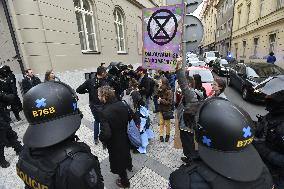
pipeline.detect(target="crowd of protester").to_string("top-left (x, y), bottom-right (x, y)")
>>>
top-left (1, 59), bottom-right (283, 188)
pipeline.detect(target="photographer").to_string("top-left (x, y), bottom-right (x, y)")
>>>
top-left (76, 66), bottom-right (109, 145)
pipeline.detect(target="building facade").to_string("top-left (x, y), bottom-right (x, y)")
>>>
top-left (201, 0), bottom-right (218, 52)
top-left (232, 0), bottom-right (284, 68)
top-left (215, 0), bottom-right (234, 58)
top-left (0, 0), bottom-right (156, 75)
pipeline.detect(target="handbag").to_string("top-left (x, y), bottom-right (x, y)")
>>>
top-left (162, 111), bottom-right (174, 120)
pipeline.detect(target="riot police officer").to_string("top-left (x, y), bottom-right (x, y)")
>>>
top-left (0, 65), bottom-right (23, 168)
top-left (17, 81), bottom-right (104, 189)
top-left (169, 97), bottom-right (274, 189)
top-left (254, 90), bottom-right (284, 188)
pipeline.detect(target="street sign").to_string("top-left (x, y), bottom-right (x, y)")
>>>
top-left (183, 15), bottom-right (203, 60)
top-left (143, 5), bottom-right (184, 71)
top-left (185, 0), bottom-right (203, 14)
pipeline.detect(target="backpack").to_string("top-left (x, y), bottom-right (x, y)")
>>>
top-left (122, 90), bottom-right (135, 111)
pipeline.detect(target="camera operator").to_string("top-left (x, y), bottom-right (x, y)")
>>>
top-left (0, 65), bottom-right (23, 168)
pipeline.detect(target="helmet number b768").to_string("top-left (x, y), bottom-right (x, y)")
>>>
top-left (32, 107), bottom-right (56, 117)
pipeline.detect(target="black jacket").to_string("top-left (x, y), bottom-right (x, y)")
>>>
top-left (76, 77), bottom-right (108, 106)
top-left (17, 139), bottom-right (104, 189)
top-left (254, 111), bottom-right (284, 188)
top-left (139, 75), bottom-right (152, 98)
top-left (22, 76), bottom-right (41, 94)
top-left (99, 99), bottom-right (138, 174)
top-left (169, 160), bottom-right (274, 189)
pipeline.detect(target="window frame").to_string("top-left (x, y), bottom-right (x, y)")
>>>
top-left (269, 33), bottom-right (277, 53)
top-left (74, 0), bottom-right (99, 53)
top-left (253, 37), bottom-right (259, 56)
top-left (247, 3), bottom-right (251, 25)
top-left (114, 7), bottom-right (127, 54)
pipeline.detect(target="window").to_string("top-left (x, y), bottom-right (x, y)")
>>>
top-left (225, 0), bottom-right (229, 11)
top-left (247, 3), bottom-right (251, 25)
top-left (260, 0), bottom-right (264, 18)
top-left (254, 38), bottom-right (259, 56)
top-left (242, 41), bottom-right (247, 57)
top-left (269, 33), bottom-right (276, 53)
top-left (222, 5), bottom-right (224, 17)
top-left (74, 0), bottom-right (98, 52)
top-left (277, 0), bottom-right (284, 9)
top-left (228, 19), bottom-right (232, 32)
top-left (237, 10), bottom-right (242, 29)
top-left (217, 29), bottom-right (220, 37)
top-left (224, 23), bottom-right (227, 33)
top-left (114, 7), bottom-right (126, 53)
top-left (235, 43), bottom-right (239, 59)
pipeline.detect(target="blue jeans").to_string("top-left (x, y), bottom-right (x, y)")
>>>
top-left (90, 105), bottom-right (102, 140)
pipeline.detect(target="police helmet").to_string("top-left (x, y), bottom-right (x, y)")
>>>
top-left (23, 81), bottom-right (81, 148)
top-left (195, 97), bottom-right (263, 182)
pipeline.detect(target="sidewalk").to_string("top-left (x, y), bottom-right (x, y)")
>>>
top-left (0, 104), bottom-right (183, 189)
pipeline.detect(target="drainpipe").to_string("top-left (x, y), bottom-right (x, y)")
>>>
top-left (2, 0), bottom-right (25, 75)
top-left (229, 0), bottom-right (236, 57)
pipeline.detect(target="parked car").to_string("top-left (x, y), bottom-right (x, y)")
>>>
top-left (212, 59), bottom-right (229, 76)
top-left (187, 66), bottom-right (214, 96)
top-left (188, 60), bottom-right (206, 67)
top-left (227, 62), bottom-right (284, 101)
top-left (203, 51), bottom-right (219, 67)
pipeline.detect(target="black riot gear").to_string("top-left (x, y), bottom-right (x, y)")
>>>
top-left (23, 81), bottom-right (82, 148)
top-left (169, 97), bottom-right (274, 189)
top-left (19, 81), bottom-right (104, 188)
top-left (195, 97), bottom-right (262, 181)
top-left (254, 90), bottom-right (284, 188)
top-left (0, 65), bottom-right (23, 168)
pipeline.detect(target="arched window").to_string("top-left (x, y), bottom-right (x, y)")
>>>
top-left (74, 0), bottom-right (98, 52)
top-left (114, 8), bottom-right (126, 53)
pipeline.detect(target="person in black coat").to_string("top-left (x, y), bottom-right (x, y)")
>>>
top-left (21, 69), bottom-right (41, 94)
top-left (98, 86), bottom-right (139, 188)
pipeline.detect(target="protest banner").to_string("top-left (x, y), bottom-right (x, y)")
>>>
top-left (142, 4), bottom-right (184, 72)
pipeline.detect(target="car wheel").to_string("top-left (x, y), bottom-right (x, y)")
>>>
top-left (242, 87), bottom-right (249, 100)
top-left (227, 77), bottom-right (232, 86)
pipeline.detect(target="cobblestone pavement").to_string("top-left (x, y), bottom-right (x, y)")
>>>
top-left (0, 104), bottom-right (183, 189)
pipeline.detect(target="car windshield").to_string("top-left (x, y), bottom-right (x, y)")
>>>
top-left (207, 52), bottom-right (215, 57)
top-left (188, 70), bottom-right (214, 83)
top-left (246, 65), bottom-right (284, 78)
top-left (220, 59), bottom-right (228, 65)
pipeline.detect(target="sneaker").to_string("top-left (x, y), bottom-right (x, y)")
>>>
top-left (116, 179), bottom-right (130, 188)
top-left (0, 159), bottom-right (10, 168)
top-left (165, 135), bottom-right (170, 142)
top-left (160, 136), bottom-right (164, 142)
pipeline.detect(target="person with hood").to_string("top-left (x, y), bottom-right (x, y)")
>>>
top-left (254, 89), bottom-right (284, 188)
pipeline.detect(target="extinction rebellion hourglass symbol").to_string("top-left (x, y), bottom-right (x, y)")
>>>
top-left (147, 9), bottom-right (178, 46)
